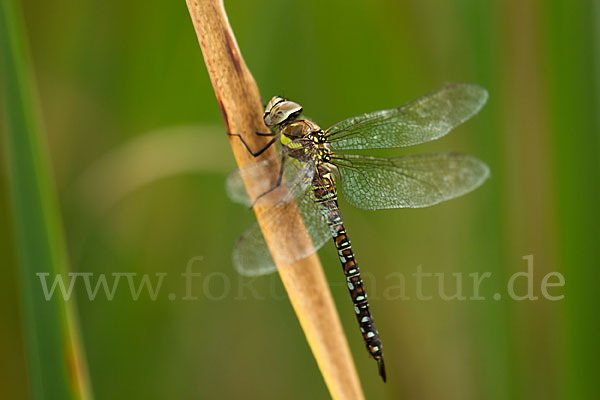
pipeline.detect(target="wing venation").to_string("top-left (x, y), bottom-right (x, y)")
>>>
top-left (331, 152), bottom-right (489, 210)
top-left (325, 83), bottom-right (488, 150)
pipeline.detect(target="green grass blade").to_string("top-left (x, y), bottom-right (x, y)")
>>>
top-left (0, 1), bottom-right (92, 399)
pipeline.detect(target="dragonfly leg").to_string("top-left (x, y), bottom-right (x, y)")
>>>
top-left (249, 154), bottom-right (286, 209)
top-left (254, 131), bottom-right (275, 137)
top-left (228, 131), bottom-right (276, 157)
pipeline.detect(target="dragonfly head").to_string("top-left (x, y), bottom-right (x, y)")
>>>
top-left (264, 96), bottom-right (303, 128)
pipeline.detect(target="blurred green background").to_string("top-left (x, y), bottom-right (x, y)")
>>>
top-left (1, 0), bottom-right (598, 399)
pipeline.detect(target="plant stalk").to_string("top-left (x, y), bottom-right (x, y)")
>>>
top-left (184, 1), bottom-right (365, 398)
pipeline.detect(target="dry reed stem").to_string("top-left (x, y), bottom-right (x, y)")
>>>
top-left (185, 1), bottom-right (364, 398)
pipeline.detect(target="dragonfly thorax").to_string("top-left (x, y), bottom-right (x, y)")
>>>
top-left (279, 119), bottom-right (332, 163)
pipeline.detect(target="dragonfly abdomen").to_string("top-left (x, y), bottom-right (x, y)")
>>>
top-left (312, 170), bottom-right (386, 382)
top-left (334, 225), bottom-right (386, 382)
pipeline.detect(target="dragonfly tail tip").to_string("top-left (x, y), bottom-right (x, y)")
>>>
top-left (377, 357), bottom-right (387, 383)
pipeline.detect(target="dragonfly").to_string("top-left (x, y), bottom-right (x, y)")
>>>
top-left (226, 83), bottom-right (490, 382)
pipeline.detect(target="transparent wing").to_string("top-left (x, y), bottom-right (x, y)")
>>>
top-left (232, 191), bottom-right (331, 276)
top-left (324, 83), bottom-right (488, 150)
top-left (227, 152), bottom-right (332, 276)
top-left (226, 152), bottom-right (314, 207)
top-left (330, 152), bottom-right (489, 210)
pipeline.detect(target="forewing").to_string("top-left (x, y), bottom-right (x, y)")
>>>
top-left (331, 153), bottom-right (489, 210)
top-left (226, 153), bottom-right (314, 207)
top-left (325, 83), bottom-right (488, 150)
top-left (232, 191), bottom-right (332, 276)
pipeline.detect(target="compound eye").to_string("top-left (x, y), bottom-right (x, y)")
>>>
top-left (263, 98), bottom-right (302, 127)
top-left (264, 111), bottom-right (285, 127)
top-left (264, 113), bottom-right (273, 127)
top-left (264, 96), bottom-right (286, 114)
